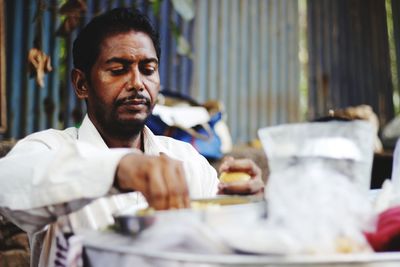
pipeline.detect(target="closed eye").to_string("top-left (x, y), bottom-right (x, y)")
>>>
top-left (110, 66), bottom-right (129, 75)
top-left (141, 67), bottom-right (155, 75)
top-left (140, 63), bottom-right (158, 76)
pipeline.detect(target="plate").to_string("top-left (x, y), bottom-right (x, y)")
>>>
top-left (113, 195), bottom-right (267, 235)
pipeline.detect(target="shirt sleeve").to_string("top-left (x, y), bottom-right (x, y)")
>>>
top-left (174, 140), bottom-right (219, 198)
top-left (0, 130), bottom-right (132, 232)
top-left (194, 149), bottom-right (220, 197)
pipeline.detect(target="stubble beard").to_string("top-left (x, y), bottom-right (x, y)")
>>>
top-left (92, 99), bottom-right (153, 142)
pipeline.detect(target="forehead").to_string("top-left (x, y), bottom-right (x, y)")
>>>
top-left (98, 31), bottom-right (157, 60)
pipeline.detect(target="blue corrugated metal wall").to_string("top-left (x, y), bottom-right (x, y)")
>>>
top-left (307, 0), bottom-right (395, 125)
top-left (191, 0), bottom-right (300, 143)
top-left (3, 0), bottom-right (194, 139)
top-left (2, 0), bottom-right (301, 143)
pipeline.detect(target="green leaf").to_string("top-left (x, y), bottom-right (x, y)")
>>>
top-left (148, 0), bottom-right (162, 16)
top-left (169, 20), bottom-right (180, 39)
top-left (177, 34), bottom-right (192, 57)
top-left (171, 0), bottom-right (195, 21)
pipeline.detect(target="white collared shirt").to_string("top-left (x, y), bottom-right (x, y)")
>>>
top-left (0, 115), bottom-right (218, 266)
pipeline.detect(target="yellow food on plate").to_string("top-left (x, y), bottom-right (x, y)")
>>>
top-left (219, 172), bottom-right (251, 183)
top-left (334, 236), bottom-right (372, 253)
top-left (135, 196), bottom-right (251, 215)
top-left (135, 207), bottom-right (155, 216)
top-left (190, 201), bottom-right (221, 210)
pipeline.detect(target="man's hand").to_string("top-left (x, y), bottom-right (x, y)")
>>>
top-left (115, 153), bottom-right (190, 210)
top-left (218, 156), bottom-right (264, 195)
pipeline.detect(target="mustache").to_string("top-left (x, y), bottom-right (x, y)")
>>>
top-left (116, 93), bottom-right (151, 106)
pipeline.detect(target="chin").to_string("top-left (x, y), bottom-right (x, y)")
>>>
top-left (110, 119), bottom-right (145, 138)
top-left (118, 112), bottom-right (149, 127)
top-left (118, 114), bottom-right (147, 125)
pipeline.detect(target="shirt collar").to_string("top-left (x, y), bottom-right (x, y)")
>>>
top-left (77, 115), bottom-right (109, 149)
top-left (77, 114), bottom-right (170, 156)
top-left (142, 126), bottom-right (170, 156)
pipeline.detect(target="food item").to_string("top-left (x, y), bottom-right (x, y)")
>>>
top-left (135, 196), bottom-right (251, 215)
top-left (219, 172), bottom-right (251, 183)
top-left (191, 196), bottom-right (250, 210)
top-left (135, 207), bottom-right (155, 216)
top-left (190, 201), bottom-right (221, 210)
top-left (335, 236), bottom-right (371, 253)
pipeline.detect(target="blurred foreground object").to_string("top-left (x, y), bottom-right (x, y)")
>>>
top-left (258, 120), bottom-right (375, 189)
top-left (229, 121), bottom-right (377, 254)
top-left (330, 105), bottom-right (383, 153)
top-left (353, 138), bottom-right (400, 252)
top-left (365, 206), bottom-right (400, 252)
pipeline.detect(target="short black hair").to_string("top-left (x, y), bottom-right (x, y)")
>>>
top-left (72, 8), bottom-right (160, 77)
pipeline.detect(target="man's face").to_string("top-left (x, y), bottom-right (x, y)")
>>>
top-left (86, 31), bottom-right (160, 137)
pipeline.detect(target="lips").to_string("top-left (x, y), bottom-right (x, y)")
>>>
top-left (119, 98), bottom-right (150, 112)
top-left (124, 98), bottom-right (147, 105)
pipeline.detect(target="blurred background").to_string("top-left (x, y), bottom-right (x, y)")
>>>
top-left (0, 0), bottom-right (398, 147)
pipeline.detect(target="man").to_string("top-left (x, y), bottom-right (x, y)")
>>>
top-left (0, 8), bottom-right (263, 266)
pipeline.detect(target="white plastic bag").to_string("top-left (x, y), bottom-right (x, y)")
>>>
top-left (258, 120), bottom-right (375, 190)
top-left (255, 121), bottom-right (376, 254)
top-left (266, 162), bottom-right (374, 254)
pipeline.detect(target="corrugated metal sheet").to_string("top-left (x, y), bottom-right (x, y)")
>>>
top-left (2, 0), bottom-right (300, 144)
top-left (2, 0), bottom-right (194, 139)
top-left (192, 0), bottom-right (300, 143)
top-left (307, 0), bottom-right (394, 125)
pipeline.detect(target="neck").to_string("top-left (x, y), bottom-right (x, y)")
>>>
top-left (102, 131), bottom-right (143, 149)
top-left (88, 114), bottom-right (145, 150)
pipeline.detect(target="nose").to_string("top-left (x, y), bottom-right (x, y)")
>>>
top-left (127, 68), bottom-right (144, 91)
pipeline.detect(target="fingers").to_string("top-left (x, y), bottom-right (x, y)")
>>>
top-left (159, 153), bottom-right (190, 210)
top-left (147, 164), bottom-right (168, 210)
top-left (218, 179), bottom-right (264, 195)
top-left (218, 157), bottom-right (264, 196)
top-left (116, 153), bottom-right (190, 211)
top-left (218, 156), bottom-right (234, 173)
top-left (219, 157), bottom-right (262, 177)
top-left (174, 159), bottom-right (191, 208)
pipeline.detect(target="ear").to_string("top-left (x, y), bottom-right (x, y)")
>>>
top-left (71, 68), bottom-right (89, 99)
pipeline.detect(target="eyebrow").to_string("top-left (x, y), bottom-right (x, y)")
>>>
top-left (105, 57), bottom-right (158, 65)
